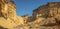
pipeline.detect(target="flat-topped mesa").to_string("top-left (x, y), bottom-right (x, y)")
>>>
top-left (47, 2), bottom-right (60, 7)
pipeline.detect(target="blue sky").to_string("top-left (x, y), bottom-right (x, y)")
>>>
top-left (13, 0), bottom-right (60, 16)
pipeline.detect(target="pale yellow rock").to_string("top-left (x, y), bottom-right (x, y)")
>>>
top-left (34, 18), bottom-right (45, 23)
top-left (29, 18), bottom-right (45, 24)
top-left (0, 0), bottom-right (25, 29)
top-left (0, 17), bottom-right (15, 28)
top-left (15, 16), bottom-right (24, 25)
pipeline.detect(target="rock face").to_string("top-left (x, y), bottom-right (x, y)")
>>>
top-left (0, 0), bottom-right (24, 29)
top-left (31, 2), bottom-right (60, 29)
top-left (17, 2), bottom-right (60, 29)
top-left (0, 0), bottom-right (60, 29)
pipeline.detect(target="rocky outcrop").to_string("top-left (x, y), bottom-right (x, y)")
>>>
top-left (30, 2), bottom-right (60, 29)
top-left (0, 0), bottom-right (60, 29)
top-left (0, 0), bottom-right (24, 29)
top-left (16, 2), bottom-right (60, 29)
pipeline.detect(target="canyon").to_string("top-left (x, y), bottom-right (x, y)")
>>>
top-left (0, 0), bottom-right (60, 29)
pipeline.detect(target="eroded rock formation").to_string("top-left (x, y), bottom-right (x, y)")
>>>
top-left (0, 0), bottom-right (24, 29)
top-left (18, 2), bottom-right (60, 29)
top-left (0, 0), bottom-right (60, 29)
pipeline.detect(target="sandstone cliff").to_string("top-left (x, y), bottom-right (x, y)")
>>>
top-left (0, 0), bottom-right (60, 29)
top-left (16, 2), bottom-right (60, 29)
top-left (0, 0), bottom-right (24, 29)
